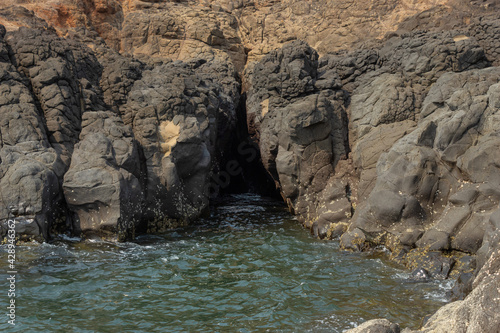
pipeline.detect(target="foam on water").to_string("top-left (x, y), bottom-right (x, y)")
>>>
top-left (0, 194), bottom-right (452, 332)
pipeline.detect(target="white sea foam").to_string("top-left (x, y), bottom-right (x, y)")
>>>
top-left (57, 234), bottom-right (82, 242)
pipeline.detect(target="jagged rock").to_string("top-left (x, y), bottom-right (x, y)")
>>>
top-left (410, 248), bottom-right (500, 333)
top-left (6, 27), bottom-right (106, 167)
top-left (246, 40), bottom-right (351, 231)
top-left (63, 111), bottom-right (144, 240)
top-left (470, 14), bottom-right (500, 66)
top-left (405, 250), bottom-right (454, 280)
top-left (0, 29), bottom-right (66, 240)
top-left (0, 22), bottom-right (240, 241)
top-left (122, 58), bottom-right (240, 231)
top-left (120, 6), bottom-right (246, 71)
top-left (4, 0), bottom-right (496, 70)
top-left (348, 30), bottom-right (488, 204)
top-left (345, 67), bottom-right (500, 254)
top-left (0, 5), bottom-right (53, 32)
top-left (99, 51), bottom-right (146, 114)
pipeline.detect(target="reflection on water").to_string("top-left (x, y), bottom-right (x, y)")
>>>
top-left (0, 194), bottom-right (450, 332)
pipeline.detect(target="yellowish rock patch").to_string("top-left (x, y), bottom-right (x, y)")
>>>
top-left (159, 121), bottom-right (180, 156)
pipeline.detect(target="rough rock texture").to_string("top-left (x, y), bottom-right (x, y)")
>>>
top-left (121, 58), bottom-right (240, 232)
top-left (1, 1), bottom-right (500, 331)
top-left (0, 27), bottom-right (65, 240)
top-left (0, 24), bottom-right (240, 240)
top-left (470, 13), bottom-right (500, 66)
top-left (345, 67), bottom-right (500, 258)
top-left (6, 27), bottom-right (105, 167)
top-left (63, 111), bottom-right (144, 240)
top-left (247, 30), bottom-right (491, 244)
top-left (241, 13), bottom-right (500, 332)
top-left (245, 40), bottom-right (353, 239)
top-left (0, 0), bottom-right (497, 72)
top-left (401, 248), bottom-right (500, 333)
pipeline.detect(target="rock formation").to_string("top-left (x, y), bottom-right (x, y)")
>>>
top-left (1, 0), bottom-right (500, 331)
top-left (0, 23), bottom-right (240, 240)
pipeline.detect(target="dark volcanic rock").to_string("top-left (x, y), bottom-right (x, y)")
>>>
top-left (0, 29), bottom-right (65, 240)
top-left (247, 31), bottom-right (491, 243)
top-left (0, 23), bottom-right (240, 240)
top-left (122, 58), bottom-right (240, 232)
top-left (410, 248), bottom-right (500, 333)
top-left (345, 67), bottom-right (500, 254)
top-left (63, 111), bottom-right (144, 240)
top-left (245, 40), bottom-right (352, 234)
top-left (6, 27), bottom-right (106, 167)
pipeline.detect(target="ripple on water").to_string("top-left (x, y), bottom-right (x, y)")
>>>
top-left (0, 194), bottom-right (451, 332)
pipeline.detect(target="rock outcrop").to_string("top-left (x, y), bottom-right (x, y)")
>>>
top-left (0, 26), bottom-right (66, 240)
top-left (0, 0), bottom-right (497, 71)
top-left (0, 24), bottom-right (240, 240)
top-left (242, 11), bottom-right (500, 332)
top-left (245, 40), bottom-right (353, 240)
top-left (1, 1), bottom-right (500, 332)
top-left (120, 58), bottom-right (240, 233)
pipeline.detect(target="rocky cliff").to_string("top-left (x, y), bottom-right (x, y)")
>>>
top-left (0, 23), bottom-right (241, 240)
top-left (1, 0), bottom-right (500, 331)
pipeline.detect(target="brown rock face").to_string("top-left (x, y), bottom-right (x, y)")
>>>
top-left (1, 0), bottom-right (495, 71)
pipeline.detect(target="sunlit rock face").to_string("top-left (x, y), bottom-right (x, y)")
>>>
top-left (1, 1), bottom-right (500, 331)
top-left (2, 0), bottom-right (495, 72)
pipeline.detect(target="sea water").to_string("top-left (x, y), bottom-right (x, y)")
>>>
top-left (0, 194), bottom-right (451, 332)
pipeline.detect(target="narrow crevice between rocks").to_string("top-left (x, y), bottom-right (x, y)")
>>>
top-left (211, 92), bottom-right (280, 199)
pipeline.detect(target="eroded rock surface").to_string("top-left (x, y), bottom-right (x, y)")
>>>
top-left (1, 2), bottom-right (500, 331)
top-left (0, 0), bottom-right (497, 71)
top-left (0, 27), bottom-right (65, 240)
top-left (0, 24), bottom-right (240, 240)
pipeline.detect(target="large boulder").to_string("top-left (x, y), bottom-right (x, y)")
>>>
top-left (63, 111), bottom-right (144, 240)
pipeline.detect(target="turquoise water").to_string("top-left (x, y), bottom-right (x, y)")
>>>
top-left (1, 194), bottom-right (451, 332)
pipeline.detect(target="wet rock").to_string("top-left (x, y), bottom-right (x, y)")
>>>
top-left (413, 249), bottom-right (500, 333)
top-left (448, 272), bottom-right (474, 301)
top-left (410, 268), bottom-right (431, 281)
top-left (340, 228), bottom-right (368, 252)
top-left (405, 250), bottom-right (454, 279)
top-left (345, 319), bottom-right (400, 333)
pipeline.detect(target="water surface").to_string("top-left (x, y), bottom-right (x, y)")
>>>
top-left (0, 194), bottom-right (451, 332)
